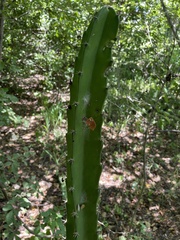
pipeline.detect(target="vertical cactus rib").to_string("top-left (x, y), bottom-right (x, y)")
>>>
top-left (66, 6), bottom-right (119, 240)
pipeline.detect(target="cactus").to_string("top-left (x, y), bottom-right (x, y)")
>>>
top-left (66, 6), bottom-right (118, 240)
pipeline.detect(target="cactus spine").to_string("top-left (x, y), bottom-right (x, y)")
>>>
top-left (66, 6), bottom-right (118, 240)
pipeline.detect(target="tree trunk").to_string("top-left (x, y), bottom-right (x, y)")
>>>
top-left (0, 0), bottom-right (5, 60)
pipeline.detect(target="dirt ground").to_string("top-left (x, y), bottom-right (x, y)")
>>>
top-left (0, 75), bottom-right (180, 239)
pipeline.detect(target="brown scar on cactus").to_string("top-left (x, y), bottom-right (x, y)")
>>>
top-left (82, 116), bottom-right (97, 131)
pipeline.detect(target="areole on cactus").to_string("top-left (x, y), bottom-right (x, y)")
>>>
top-left (66, 6), bottom-right (119, 240)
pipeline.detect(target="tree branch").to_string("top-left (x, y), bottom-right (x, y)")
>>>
top-left (129, 81), bottom-right (167, 231)
top-left (160, 0), bottom-right (180, 47)
top-left (0, 0), bottom-right (5, 60)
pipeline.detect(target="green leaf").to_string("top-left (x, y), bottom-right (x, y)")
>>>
top-left (34, 225), bottom-right (41, 234)
top-left (3, 204), bottom-right (13, 212)
top-left (29, 236), bottom-right (39, 240)
top-left (119, 237), bottom-right (126, 240)
top-left (0, 61), bottom-right (4, 70)
top-left (5, 210), bottom-right (15, 225)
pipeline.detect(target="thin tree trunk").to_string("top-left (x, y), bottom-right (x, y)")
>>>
top-left (0, 0), bottom-right (5, 60)
top-left (160, 0), bottom-right (180, 48)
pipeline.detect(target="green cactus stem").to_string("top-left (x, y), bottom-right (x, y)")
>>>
top-left (66, 6), bottom-right (118, 240)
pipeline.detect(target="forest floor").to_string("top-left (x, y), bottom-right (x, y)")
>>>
top-left (0, 75), bottom-right (180, 240)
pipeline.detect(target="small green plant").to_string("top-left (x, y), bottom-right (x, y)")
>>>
top-left (0, 146), bottom-right (66, 240)
top-left (0, 88), bottom-right (22, 126)
top-left (40, 100), bottom-right (65, 134)
top-left (0, 149), bottom-right (38, 239)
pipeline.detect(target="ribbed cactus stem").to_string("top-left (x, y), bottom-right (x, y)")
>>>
top-left (66, 6), bottom-right (118, 240)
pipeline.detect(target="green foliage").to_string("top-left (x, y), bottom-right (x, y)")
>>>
top-left (37, 207), bottom-right (66, 238)
top-left (0, 148), bottom-right (36, 239)
top-left (1, 0), bottom-right (179, 129)
top-left (2, 0), bottom-right (103, 86)
top-left (0, 147), bottom-right (66, 239)
top-left (105, 0), bottom-right (180, 130)
top-left (0, 0), bottom-right (179, 239)
top-left (0, 88), bottom-right (22, 126)
top-left (42, 102), bottom-right (65, 134)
